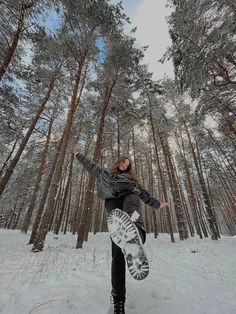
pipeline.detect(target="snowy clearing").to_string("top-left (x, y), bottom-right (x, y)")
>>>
top-left (0, 230), bottom-right (236, 314)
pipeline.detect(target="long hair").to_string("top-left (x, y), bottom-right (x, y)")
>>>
top-left (109, 156), bottom-right (140, 185)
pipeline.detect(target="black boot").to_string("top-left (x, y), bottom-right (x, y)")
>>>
top-left (113, 299), bottom-right (125, 314)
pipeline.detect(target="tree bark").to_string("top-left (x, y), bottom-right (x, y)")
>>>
top-left (0, 66), bottom-right (61, 197)
top-left (148, 95), bottom-right (174, 241)
top-left (32, 55), bottom-right (86, 252)
top-left (54, 154), bottom-right (74, 234)
top-left (0, 137), bottom-right (18, 177)
top-left (12, 200), bottom-right (24, 230)
top-left (146, 146), bottom-right (159, 238)
top-left (157, 126), bottom-right (188, 240)
top-left (76, 74), bottom-right (118, 249)
top-left (28, 138), bottom-right (63, 244)
top-left (21, 115), bottom-right (54, 233)
top-left (0, 3), bottom-right (34, 80)
top-left (173, 100), bottom-right (219, 240)
top-left (176, 131), bottom-right (203, 238)
top-left (63, 180), bottom-right (72, 234)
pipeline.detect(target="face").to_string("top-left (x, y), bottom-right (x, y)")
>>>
top-left (118, 159), bottom-right (130, 171)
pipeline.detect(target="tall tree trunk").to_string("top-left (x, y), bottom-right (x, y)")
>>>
top-left (176, 131), bottom-right (203, 238)
top-left (173, 100), bottom-right (219, 240)
top-left (157, 127), bottom-right (188, 240)
top-left (21, 115), bottom-right (54, 233)
top-left (179, 184), bottom-right (194, 236)
top-left (117, 118), bottom-right (121, 159)
top-left (194, 135), bottom-right (219, 240)
top-left (50, 173), bottom-right (66, 232)
top-left (93, 199), bottom-right (102, 234)
top-left (139, 155), bottom-right (151, 233)
top-left (209, 156), bottom-right (236, 227)
top-left (196, 197), bottom-right (209, 238)
top-left (28, 138), bottom-right (63, 244)
top-left (12, 200), bottom-right (24, 229)
top-left (0, 137), bottom-right (18, 177)
top-left (146, 146), bottom-right (159, 238)
top-left (148, 94), bottom-right (174, 242)
top-left (54, 154), bottom-right (74, 234)
top-left (32, 56), bottom-right (86, 252)
top-left (0, 66), bottom-right (61, 197)
top-left (76, 74), bottom-right (118, 249)
top-left (0, 2), bottom-right (34, 80)
top-left (7, 199), bottom-right (19, 229)
top-left (63, 180), bottom-right (72, 234)
top-left (131, 126), bottom-right (139, 176)
top-left (72, 136), bottom-right (92, 234)
top-left (72, 167), bottom-right (85, 235)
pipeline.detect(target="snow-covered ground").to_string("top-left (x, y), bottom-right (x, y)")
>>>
top-left (0, 230), bottom-right (236, 314)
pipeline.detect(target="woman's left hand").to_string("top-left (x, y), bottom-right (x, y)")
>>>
top-left (73, 143), bottom-right (80, 156)
top-left (160, 201), bottom-right (169, 208)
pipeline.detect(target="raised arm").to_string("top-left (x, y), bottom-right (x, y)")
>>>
top-left (73, 144), bottom-right (102, 179)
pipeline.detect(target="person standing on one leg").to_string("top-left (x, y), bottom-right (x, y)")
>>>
top-left (73, 144), bottom-right (169, 314)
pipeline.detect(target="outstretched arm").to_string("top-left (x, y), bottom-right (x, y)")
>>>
top-left (135, 186), bottom-right (169, 209)
top-left (73, 144), bottom-right (102, 179)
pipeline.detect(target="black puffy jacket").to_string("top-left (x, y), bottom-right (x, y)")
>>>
top-left (76, 153), bottom-right (160, 209)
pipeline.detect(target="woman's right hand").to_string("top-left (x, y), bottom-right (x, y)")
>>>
top-left (160, 201), bottom-right (169, 208)
top-left (73, 143), bottom-right (80, 156)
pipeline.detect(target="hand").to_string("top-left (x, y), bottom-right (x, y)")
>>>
top-left (73, 143), bottom-right (80, 156)
top-left (160, 201), bottom-right (169, 209)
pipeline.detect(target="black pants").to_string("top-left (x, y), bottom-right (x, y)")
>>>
top-left (105, 193), bottom-right (146, 301)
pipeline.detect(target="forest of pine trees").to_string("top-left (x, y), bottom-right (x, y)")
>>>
top-left (0, 0), bottom-right (235, 252)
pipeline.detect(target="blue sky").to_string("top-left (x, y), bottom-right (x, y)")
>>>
top-left (40, 1), bottom-right (173, 79)
top-left (39, 9), bottom-right (61, 32)
top-left (117, 0), bottom-right (143, 15)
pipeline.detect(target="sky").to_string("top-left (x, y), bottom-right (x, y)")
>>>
top-left (39, 1), bottom-right (174, 81)
top-left (111, 0), bottom-right (174, 80)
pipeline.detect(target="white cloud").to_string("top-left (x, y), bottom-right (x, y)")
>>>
top-left (111, 0), bottom-right (174, 80)
top-left (132, 0), bottom-right (174, 80)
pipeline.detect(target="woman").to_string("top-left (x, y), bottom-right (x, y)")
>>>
top-left (73, 145), bottom-right (168, 314)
